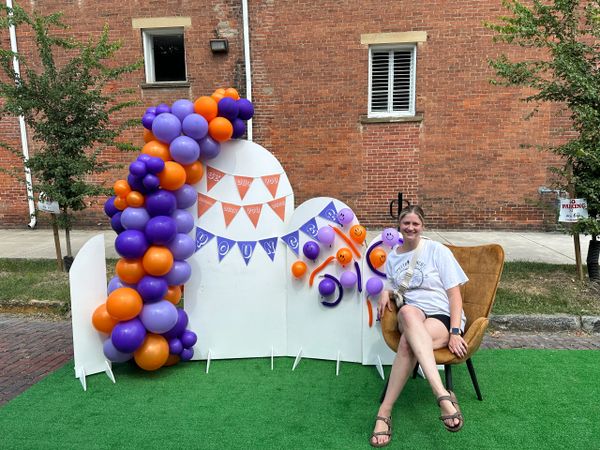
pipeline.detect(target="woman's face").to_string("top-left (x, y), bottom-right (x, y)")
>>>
top-left (399, 213), bottom-right (424, 243)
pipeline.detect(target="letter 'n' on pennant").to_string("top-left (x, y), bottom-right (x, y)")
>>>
top-left (243, 203), bottom-right (263, 228)
top-left (198, 193), bottom-right (217, 217)
top-left (221, 202), bottom-right (241, 227)
top-left (234, 175), bottom-right (254, 200)
top-left (261, 174), bottom-right (280, 198)
top-left (206, 166), bottom-right (226, 191)
top-left (267, 197), bottom-right (286, 221)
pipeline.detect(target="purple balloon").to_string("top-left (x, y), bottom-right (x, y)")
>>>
top-left (339, 270), bottom-right (358, 288)
top-left (171, 209), bottom-right (194, 234)
top-left (140, 300), bottom-right (179, 334)
top-left (115, 229), bottom-right (149, 259)
top-left (168, 337), bottom-right (183, 355)
top-left (303, 241), bottom-right (320, 261)
top-left (145, 190), bottom-right (177, 217)
top-left (145, 106), bottom-right (157, 115)
top-left (366, 277), bottom-right (384, 296)
top-left (103, 338), bottom-right (133, 363)
top-left (145, 157), bottom-right (165, 175)
top-left (318, 278), bottom-right (336, 297)
top-left (127, 174), bottom-right (146, 194)
top-left (107, 275), bottom-right (135, 294)
top-left (152, 113), bottom-right (181, 144)
top-left (120, 207), bottom-right (150, 231)
top-left (174, 184), bottom-right (197, 209)
top-left (111, 318), bottom-right (147, 353)
top-left (164, 260), bottom-right (191, 286)
top-left (180, 330), bottom-right (197, 348)
top-left (316, 226), bottom-right (335, 245)
top-left (168, 233), bottom-right (195, 260)
top-left (163, 308), bottom-right (189, 340)
top-left (104, 196), bottom-right (119, 217)
top-left (231, 118), bottom-right (246, 139)
top-left (155, 103), bottom-right (171, 115)
top-left (237, 98), bottom-right (254, 120)
top-left (110, 212), bottom-right (125, 234)
top-left (143, 173), bottom-right (160, 191)
top-left (171, 99), bottom-right (195, 122)
top-left (182, 113), bottom-right (208, 140)
top-left (381, 228), bottom-right (400, 248)
top-left (129, 160), bottom-right (147, 177)
top-left (180, 347), bottom-right (194, 361)
top-left (141, 112), bottom-right (155, 130)
top-left (169, 136), bottom-right (200, 165)
top-left (198, 136), bottom-right (221, 160)
top-left (218, 97), bottom-right (239, 120)
top-left (145, 215), bottom-right (177, 245)
top-left (338, 208), bottom-right (354, 226)
top-left (137, 275), bottom-right (168, 302)
top-left (138, 153), bottom-right (152, 164)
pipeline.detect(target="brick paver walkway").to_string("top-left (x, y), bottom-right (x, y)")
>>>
top-left (1, 313), bottom-right (600, 407)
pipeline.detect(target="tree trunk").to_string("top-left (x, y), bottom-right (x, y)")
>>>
top-left (587, 235), bottom-right (600, 282)
top-left (51, 215), bottom-right (64, 272)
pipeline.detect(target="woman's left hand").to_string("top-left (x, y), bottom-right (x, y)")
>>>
top-left (448, 334), bottom-right (468, 358)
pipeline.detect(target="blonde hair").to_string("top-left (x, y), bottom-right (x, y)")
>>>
top-left (398, 205), bottom-right (425, 226)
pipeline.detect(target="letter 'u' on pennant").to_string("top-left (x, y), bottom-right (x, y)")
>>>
top-left (198, 193), bottom-right (217, 217)
top-left (206, 166), bottom-right (226, 191)
top-left (267, 197), bottom-right (286, 221)
top-left (243, 203), bottom-right (263, 228)
top-left (234, 175), bottom-right (254, 200)
top-left (221, 202), bottom-right (241, 227)
top-left (261, 174), bottom-right (280, 198)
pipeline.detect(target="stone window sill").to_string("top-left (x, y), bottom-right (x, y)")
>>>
top-left (360, 113), bottom-right (424, 124)
top-left (140, 81), bottom-right (191, 89)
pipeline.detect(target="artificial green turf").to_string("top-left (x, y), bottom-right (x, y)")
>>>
top-left (1, 350), bottom-right (599, 449)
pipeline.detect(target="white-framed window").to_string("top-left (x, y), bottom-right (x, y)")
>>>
top-left (142, 27), bottom-right (187, 83)
top-left (368, 45), bottom-right (416, 117)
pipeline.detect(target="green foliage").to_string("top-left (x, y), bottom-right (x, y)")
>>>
top-left (0, 3), bottom-right (142, 230)
top-left (487, 0), bottom-right (600, 236)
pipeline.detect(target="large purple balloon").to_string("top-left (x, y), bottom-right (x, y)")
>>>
top-left (231, 118), bottom-right (246, 139)
top-left (140, 300), bottom-right (179, 334)
top-left (171, 209), bottom-right (194, 234)
top-left (174, 184), bottom-right (197, 209)
top-left (163, 308), bottom-right (189, 339)
top-left (198, 136), bottom-right (221, 160)
top-left (120, 207), bottom-right (150, 231)
top-left (145, 190), bottom-right (177, 217)
top-left (366, 277), bottom-right (384, 296)
top-left (316, 226), bottom-right (335, 245)
top-left (318, 278), bottom-right (336, 296)
top-left (180, 347), bottom-right (194, 361)
top-left (104, 196), bottom-right (119, 218)
top-left (164, 260), bottom-right (192, 286)
top-left (303, 241), bottom-right (320, 261)
top-left (169, 136), bottom-right (200, 165)
top-left (168, 337), bottom-right (183, 355)
top-left (103, 338), bottom-right (133, 363)
top-left (111, 318), bottom-right (147, 353)
top-left (237, 98), bottom-right (254, 120)
top-left (182, 113), bottom-right (208, 140)
top-left (136, 275), bottom-right (168, 302)
top-left (141, 112), bottom-right (155, 130)
top-left (145, 215), bottom-right (177, 245)
top-left (180, 330), bottom-right (197, 348)
top-left (110, 212), bottom-right (125, 234)
top-left (167, 233), bottom-right (195, 260)
top-left (152, 112), bottom-right (181, 144)
top-left (339, 270), bottom-right (358, 288)
top-left (115, 229), bottom-right (149, 259)
top-left (217, 97), bottom-right (239, 120)
top-left (171, 99), bottom-right (195, 122)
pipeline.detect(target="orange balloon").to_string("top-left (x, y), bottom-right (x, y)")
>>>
top-left (126, 191), bottom-right (145, 207)
top-left (291, 260), bottom-right (307, 278)
top-left (114, 196), bottom-right (128, 211)
top-left (158, 161), bottom-right (186, 191)
top-left (349, 225), bottom-right (367, 245)
top-left (211, 92), bottom-right (225, 103)
top-left (213, 88), bottom-right (226, 95)
top-left (208, 117), bottom-right (233, 142)
top-left (165, 285), bottom-right (182, 305)
top-left (183, 161), bottom-right (204, 184)
top-left (142, 140), bottom-right (171, 161)
top-left (194, 96), bottom-right (218, 121)
top-left (134, 334), bottom-right (169, 371)
top-left (114, 179), bottom-right (131, 197)
top-left (142, 246), bottom-right (174, 276)
top-left (143, 128), bottom-right (156, 143)
top-left (106, 287), bottom-right (143, 321)
top-left (163, 354), bottom-right (180, 367)
top-left (223, 87), bottom-right (240, 100)
top-left (115, 258), bottom-right (146, 284)
top-left (336, 247), bottom-right (353, 266)
top-left (369, 247), bottom-right (387, 269)
top-left (91, 303), bottom-right (119, 334)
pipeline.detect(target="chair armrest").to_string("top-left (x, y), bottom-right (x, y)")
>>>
top-left (381, 301), bottom-right (401, 351)
top-left (434, 317), bottom-right (489, 364)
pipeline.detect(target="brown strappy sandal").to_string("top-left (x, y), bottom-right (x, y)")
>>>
top-left (437, 390), bottom-right (464, 432)
top-left (370, 415), bottom-right (392, 447)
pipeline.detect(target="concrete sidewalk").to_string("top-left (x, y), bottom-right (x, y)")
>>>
top-left (0, 227), bottom-right (590, 264)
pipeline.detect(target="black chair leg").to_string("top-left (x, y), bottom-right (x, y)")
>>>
top-left (444, 364), bottom-right (453, 391)
top-left (466, 358), bottom-right (483, 401)
top-left (412, 363), bottom-right (419, 379)
top-left (380, 378), bottom-right (389, 403)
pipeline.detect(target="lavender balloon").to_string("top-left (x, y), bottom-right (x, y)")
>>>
top-left (381, 228), bottom-right (400, 248)
top-left (365, 277), bottom-right (384, 296)
top-left (171, 209), bottom-right (194, 234)
top-left (152, 112), bottom-right (181, 144)
top-left (316, 226), bottom-right (335, 245)
top-left (182, 113), bottom-right (208, 140)
top-left (198, 136), bottom-right (221, 160)
top-left (103, 339), bottom-right (133, 363)
top-left (120, 207), bottom-right (150, 231)
top-left (111, 318), bottom-right (147, 353)
top-left (302, 240), bottom-right (320, 261)
top-left (164, 260), bottom-right (192, 286)
top-left (174, 184), bottom-right (197, 209)
top-left (337, 208), bottom-right (355, 226)
top-left (163, 308), bottom-right (189, 339)
top-left (339, 270), bottom-right (358, 288)
top-left (169, 136), bottom-right (200, 165)
top-left (168, 233), bottom-right (196, 260)
top-left (140, 300), bottom-right (179, 334)
top-left (171, 99), bottom-right (195, 122)
top-left (107, 275), bottom-right (135, 294)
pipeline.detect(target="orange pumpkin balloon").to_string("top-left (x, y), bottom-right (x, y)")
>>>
top-left (194, 96), bottom-right (218, 121)
top-left (208, 117), bottom-right (233, 142)
top-left (115, 258), bottom-right (146, 284)
top-left (106, 287), bottom-right (143, 321)
top-left (158, 161), bottom-right (186, 191)
top-left (134, 334), bottom-right (169, 371)
top-left (369, 247), bottom-right (387, 269)
top-left (223, 87), bottom-right (240, 100)
top-left (126, 191), bottom-right (145, 207)
top-left (142, 246), bottom-right (174, 276)
top-left (183, 161), bottom-right (204, 184)
top-left (91, 303), bottom-right (119, 334)
top-left (142, 140), bottom-right (171, 161)
top-left (291, 260), bottom-right (308, 278)
top-left (114, 179), bottom-right (131, 197)
top-left (165, 285), bottom-right (182, 305)
top-left (349, 224), bottom-right (367, 245)
top-left (143, 128), bottom-right (156, 143)
top-left (336, 247), bottom-right (353, 266)
top-left (114, 196), bottom-right (128, 211)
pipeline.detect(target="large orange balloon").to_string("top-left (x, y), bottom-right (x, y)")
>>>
top-left (336, 247), bottom-right (353, 266)
top-left (291, 260), bottom-right (307, 278)
top-left (223, 87), bottom-right (240, 100)
top-left (115, 258), bottom-right (146, 284)
top-left (194, 96), bottom-right (218, 121)
top-left (126, 191), bottom-right (145, 207)
top-left (183, 161), bottom-right (204, 185)
top-left (208, 117), bottom-right (233, 142)
top-left (165, 285), bottom-right (182, 305)
top-left (134, 334), bottom-right (169, 371)
top-left (349, 224), bottom-right (367, 245)
top-left (158, 161), bottom-right (186, 191)
top-left (142, 246), bottom-right (174, 276)
top-left (143, 128), bottom-right (156, 143)
top-left (106, 287), bottom-right (143, 321)
top-left (142, 140), bottom-right (171, 161)
top-left (92, 303), bottom-right (119, 334)
top-left (114, 179), bottom-right (131, 197)
top-left (369, 247), bottom-right (387, 269)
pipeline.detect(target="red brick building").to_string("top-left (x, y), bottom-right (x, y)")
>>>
top-left (0, 1), bottom-right (565, 230)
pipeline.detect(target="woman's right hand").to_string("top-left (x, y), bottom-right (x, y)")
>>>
top-left (377, 290), bottom-right (393, 320)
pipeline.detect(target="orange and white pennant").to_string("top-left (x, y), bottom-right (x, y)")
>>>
top-left (198, 193), bottom-right (217, 217)
top-left (261, 174), bottom-right (280, 198)
top-left (234, 175), bottom-right (254, 200)
top-left (221, 202), bottom-right (241, 227)
top-left (267, 197), bottom-right (286, 221)
top-left (206, 166), bottom-right (226, 191)
top-left (243, 203), bottom-right (263, 228)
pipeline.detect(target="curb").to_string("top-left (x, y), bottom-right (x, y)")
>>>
top-left (490, 314), bottom-right (600, 334)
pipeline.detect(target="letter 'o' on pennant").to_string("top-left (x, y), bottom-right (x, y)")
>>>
top-left (261, 174), bottom-right (280, 198)
top-left (206, 166), bottom-right (226, 191)
top-left (267, 197), bottom-right (286, 221)
top-left (243, 204), bottom-right (263, 228)
top-left (234, 175), bottom-right (254, 200)
top-left (198, 193), bottom-right (217, 217)
top-left (221, 202), bottom-right (241, 227)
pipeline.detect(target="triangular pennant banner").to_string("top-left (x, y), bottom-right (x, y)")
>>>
top-left (261, 174), bottom-right (280, 198)
top-left (195, 227), bottom-right (215, 251)
top-left (259, 237), bottom-right (278, 262)
top-left (216, 236), bottom-right (236, 262)
top-left (281, 230), bottom-right (300, 256)
top-left (234, 175), bottom-right (254, 200)
top-left (318, 201), bottom-right (341, 225)
top-left (221, 202), bottom-right (241, 227)
top-left (243, 203), bottom-right (263, 228)
top-left (198, 193), bottom-right (217, 217)
top-left (267, 197), bottom-right (286, 221)
top-left (299, 217), bottom-right (319, 239)
top-left (206, 166), bottom-right (226, 191)
top-left (237, 241), bottom-right (257, 266)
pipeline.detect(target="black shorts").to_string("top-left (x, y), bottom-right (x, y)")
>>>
top-left (398, 303), bottom-right (460, 333)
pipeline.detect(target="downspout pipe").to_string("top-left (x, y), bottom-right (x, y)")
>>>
top-left (241, 0), bottom-right (252, 141)
top-left (6, 0), bottom-right (36, 228)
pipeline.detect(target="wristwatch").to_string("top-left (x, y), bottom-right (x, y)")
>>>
top-left (450, 327), bottom-right (461, 336)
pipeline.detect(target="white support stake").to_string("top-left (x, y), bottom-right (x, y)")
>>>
top-left (336, 351), bottom-right (341, 376)
top-left (77, 366), bottom-right (87, 392)
top-left (104, 360), bottom-right (116, 384)
top-left (292, 348), bottom-right (303, 371)
top-left (271, 346), bottom-right (274, 371)
top-left (376, 355), bottom-right (385, 380)
top-left (206, 349), bottom-right (212, 374)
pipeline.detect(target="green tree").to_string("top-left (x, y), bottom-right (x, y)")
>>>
top-left (487, 0), bottom-right (600, 280)
top-left (0, 3), bottom-right (141, 269)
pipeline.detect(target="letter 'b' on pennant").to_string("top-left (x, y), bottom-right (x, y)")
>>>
top-left (267, 197), bottom-right (286, 221)
top-left (261, 174), bottom-right (280, 198)
top-left (221, 202), bottom-right (241, 227)
top-left (234, 175), bottom-right (254, 200)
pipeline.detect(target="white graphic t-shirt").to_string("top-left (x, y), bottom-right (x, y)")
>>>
top-left (385, 239), bottom-right (468, 329)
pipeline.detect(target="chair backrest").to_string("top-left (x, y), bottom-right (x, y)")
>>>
top-left (445, 244), bottom-right (505, 331)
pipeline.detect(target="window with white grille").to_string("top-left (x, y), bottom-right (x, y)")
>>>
top-left (368, 45), bottom-right (416, 117)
